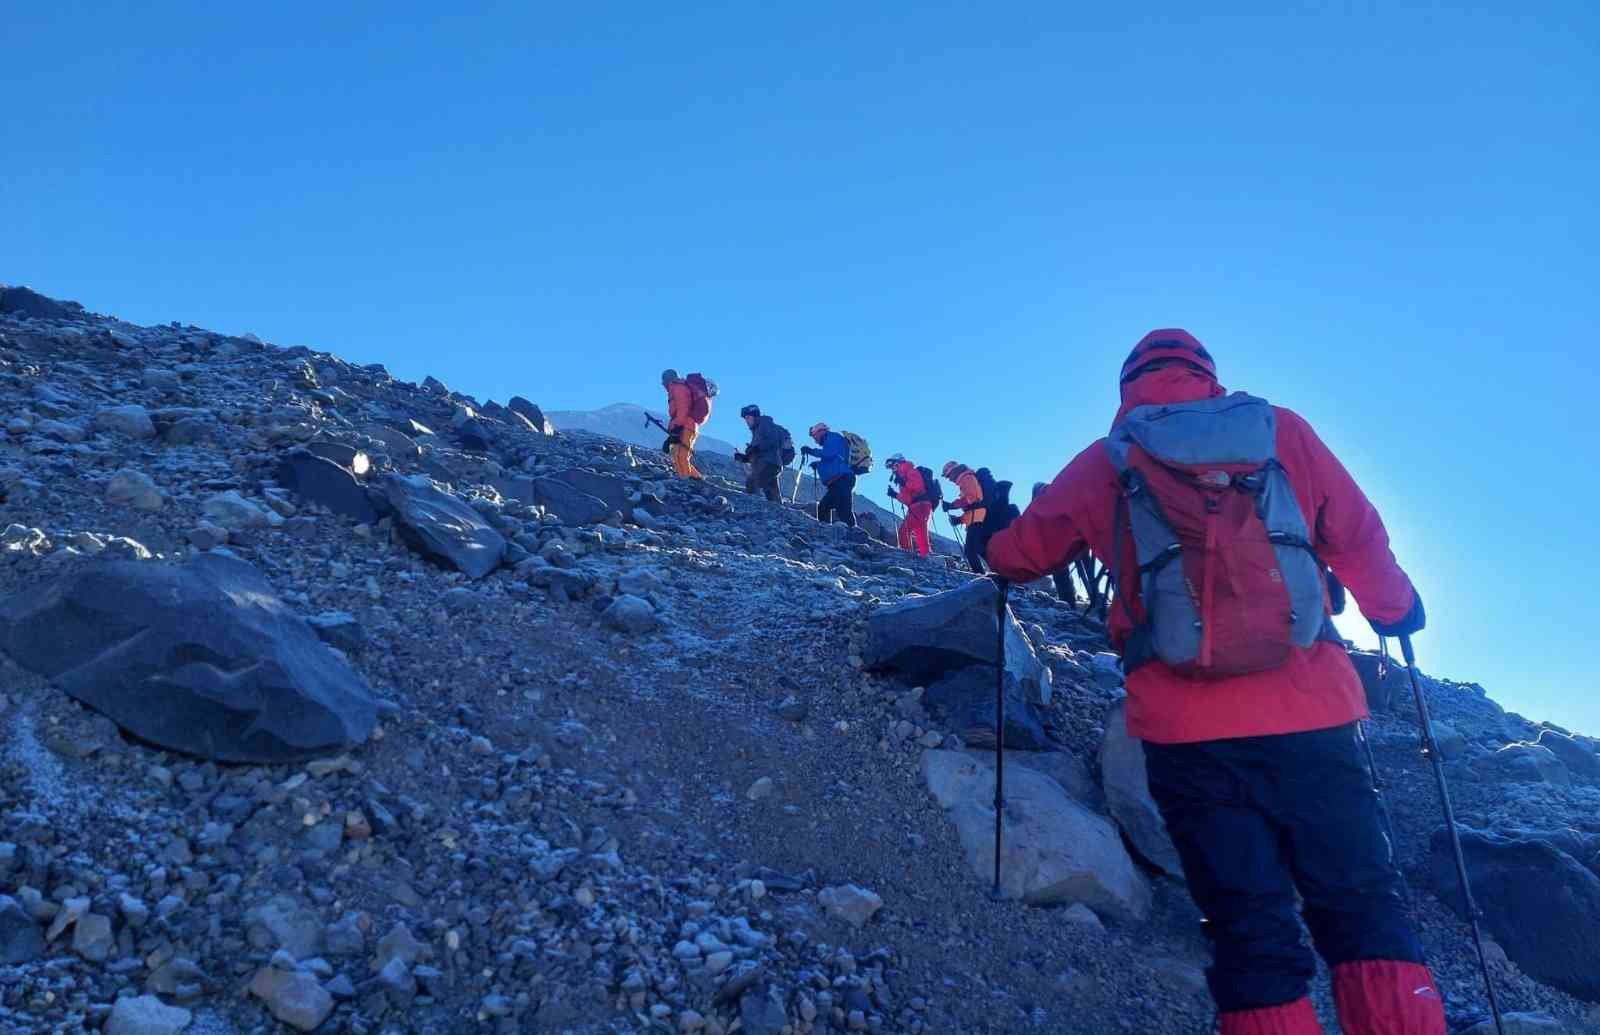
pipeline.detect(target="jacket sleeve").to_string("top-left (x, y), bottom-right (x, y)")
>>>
top-left (986, 448), bottom-right (1096, 582)
top-left (1283, 409), bottom-right (1415, 624)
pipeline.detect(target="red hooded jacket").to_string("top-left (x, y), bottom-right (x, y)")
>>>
top-left (891, 461), bottom-right (928, 506)
top-left (985, 365), bottom-right (1416, 744)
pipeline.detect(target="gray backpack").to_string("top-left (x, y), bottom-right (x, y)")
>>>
top-left (1105, 393), bottom-right (1340, 678)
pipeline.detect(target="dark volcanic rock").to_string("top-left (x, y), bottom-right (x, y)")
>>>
top-left (508, 396), bottom-right (553, 434)
top-left (544, 469), bottom-right (630, 515)
top-left (532, 478), bottom-right (613, 527)
top-left (863, 578), bottom-right (1050, 704)
top-left (0, 285), bottom-right (78, 320)
top-left (303, 441), bottom-right (372, 477)
top-left (455, 418), bottom-right (494, 454)
top-left (382, 475), bottom-right (506, 578)
top-left (0, 894), bottom-right (44, 964)
top-left (0, 554), bottom-right (379, 763)
top-left (275, 449), bottom-right (379, 523)
top-left (1432, 829), bottom-right (1600, 1001)
top-left (921, 665), bottom-right (1051, 751)
top-left (1533, 728), bottom-right (1600, 779)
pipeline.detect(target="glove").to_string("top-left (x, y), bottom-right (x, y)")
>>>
top-left (941, 501), bottom-right (956, 512)
top-left (800, 446), bottom-right (815, 457)
top-left (1369, 591), bottom-right (1425, 638)
top-left (733, 451), bottom-right (747, 463)
top-left (809, 462), bottom-right (819, 472)
top-left (948, 515), bottom-right (960, 527)
top-left (661, 436), bottom-right (675, 454)
top-left (885, 488), bottom-right (896, 500)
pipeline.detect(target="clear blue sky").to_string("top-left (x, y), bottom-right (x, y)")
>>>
top-left (8, 3), bottom-right (1597, 733)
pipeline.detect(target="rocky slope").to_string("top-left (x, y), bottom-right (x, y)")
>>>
top-left (0, 284), bottom-right (1595, 1035)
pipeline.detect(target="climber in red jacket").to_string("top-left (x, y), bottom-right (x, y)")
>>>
top-left (986, 330), bottom-right (1441, 1035)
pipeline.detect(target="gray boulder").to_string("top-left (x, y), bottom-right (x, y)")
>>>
top-left (1476, 743), bottom-right (1571, 787)
top-left (94, 405), bottom-right (157, 440)
top-left (303, 441), bottom-right (372, 476)
top-left (865, 578), bottom-right (1051, 705)
top-left (274, 449), bottom-right (378, 523)
top-left (382, 475), bottom-right (506, 579)
top-left (361, 423), bottom-right (421, 461)
top-left (1534, 728), bottom-right (1600, 779)
top-left (508, 396), bottom-right (553, 434)
top-left (1459, 1013), bottom-right (1567, 1034)
top-left (531, 477), bottom-right (614, 526)
top-left (1100, 700), bottom-right (1183, 878)
top-left (0, 285), bottom-right (77, 320)
top-left (922, 749), bottom-right (1148, 921)
top-left (1432, 829), bottom-right (1600, 1001)
top-left (543, 469), bottom-right (630, 517)
top-left (105, 994), bottom-right (192, 1035)
top-left (0, 554), bottom-right (379, 763)
top-left (0, 894), bottom-right (44, 964)
top-left (921, 665), bottom-right (1052, 750)
top-left (602, 595), bottom-right (659, 634)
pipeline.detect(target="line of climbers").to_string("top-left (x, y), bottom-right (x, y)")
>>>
top-left (659, 369), bottom-right (1110, 613)
top-left (664, 329), bottom-right (1446, 1035)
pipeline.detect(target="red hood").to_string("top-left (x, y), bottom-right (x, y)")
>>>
top-left (1113, 365), bottom-right (1227, 427)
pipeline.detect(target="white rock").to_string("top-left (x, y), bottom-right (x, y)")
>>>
top-left (1099, 700), bottom-right (1183, 878)
top-left (817, 884), bottom-right (883, 927)
top-left (922, 749), bottom-right (1149, 922)
top-left (106, 994), bottom-right (192, 1035)
top-left (203, 491), bottom-right (281, 531)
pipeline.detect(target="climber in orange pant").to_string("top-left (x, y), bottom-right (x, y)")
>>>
top-left (663, 369), bottom-right (715, 480)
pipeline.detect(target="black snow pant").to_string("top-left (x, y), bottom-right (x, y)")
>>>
top-left (746, 460), bottom-right (781, 503)
top-left (817, 474), bottom-right (856, 527)
top-left (1143, 723), bottom-right (1425, 1013)
top-left (963, 524), bottom-right (990, 574)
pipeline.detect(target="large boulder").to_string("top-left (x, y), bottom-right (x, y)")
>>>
top-left (508, 397), bottom-right (554, 434)
top-left (865, 579), bottom-right (1051, 705)
top-left (921, 665), bottom-right (1052, 750)
top-left (1432, 830), bottom-right (1600, 1001)
top-left (381, 475), bottom-right (506, 578)
top-left (1474, 743), bottom-right (1571, 787)
top-left (360, 423), bottom-right (422, 461)
top-left (922, 750), bottom-right (1149, 922)
top-left (530, 478), bottom-right (614, 526)
top-left (1100, 700), bottom-right (1183, 878)
top-left (0, 555), bottom-right (379, 763)
top-left (275, 449), bottom-right (378, 523)
top-left (543, 469), bottom-right (631, 515)
top-left (1533, 728), bottom-right (1600, 780)
top-left (0, 286), bottom-right (76, 320)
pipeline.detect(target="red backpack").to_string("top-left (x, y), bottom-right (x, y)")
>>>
top-left (684, 373), bottom-right (716, 424)
top-left (1105, 393), bottom-right (1339, 679)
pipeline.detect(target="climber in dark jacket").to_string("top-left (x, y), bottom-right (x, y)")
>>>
top-left (735, 405), bottom-right (791, 503)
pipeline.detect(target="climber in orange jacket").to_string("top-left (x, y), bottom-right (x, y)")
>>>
top-left (984, 330), bottom-right (1442, 1035)
top-left (941, 462), bottom-right (989, 572)
top-left (885, 455), bottom-right (935, 557)
top-left (663, 369), bottom-right (715, 480)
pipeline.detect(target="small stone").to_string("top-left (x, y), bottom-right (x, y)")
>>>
top-left (187, 522), bottom-right (228, 550)
top-left (818, 885), bottom-right (883, 927)
top-left (249, 968), bottom-right (334, 1032)
top-left (705, 950), bottom-right (734, 975)
top-left (602, 594), bottom-right (659, 634)
top-left (746, 777), bottom-right (775, 801)
top-left (202, 490), bottom-right (279, 532)
top-left (72, 912), bottom-right (114, 961)
top-left (106, 994), bottom-right (192, 1035)
top-left (0, 894), bottom-right (45, 964)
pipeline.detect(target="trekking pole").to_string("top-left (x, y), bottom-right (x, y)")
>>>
top-left (992, 577), bottom-right (1009, 898)
top-left (1395, 634), bottom-right (1505, 1035)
